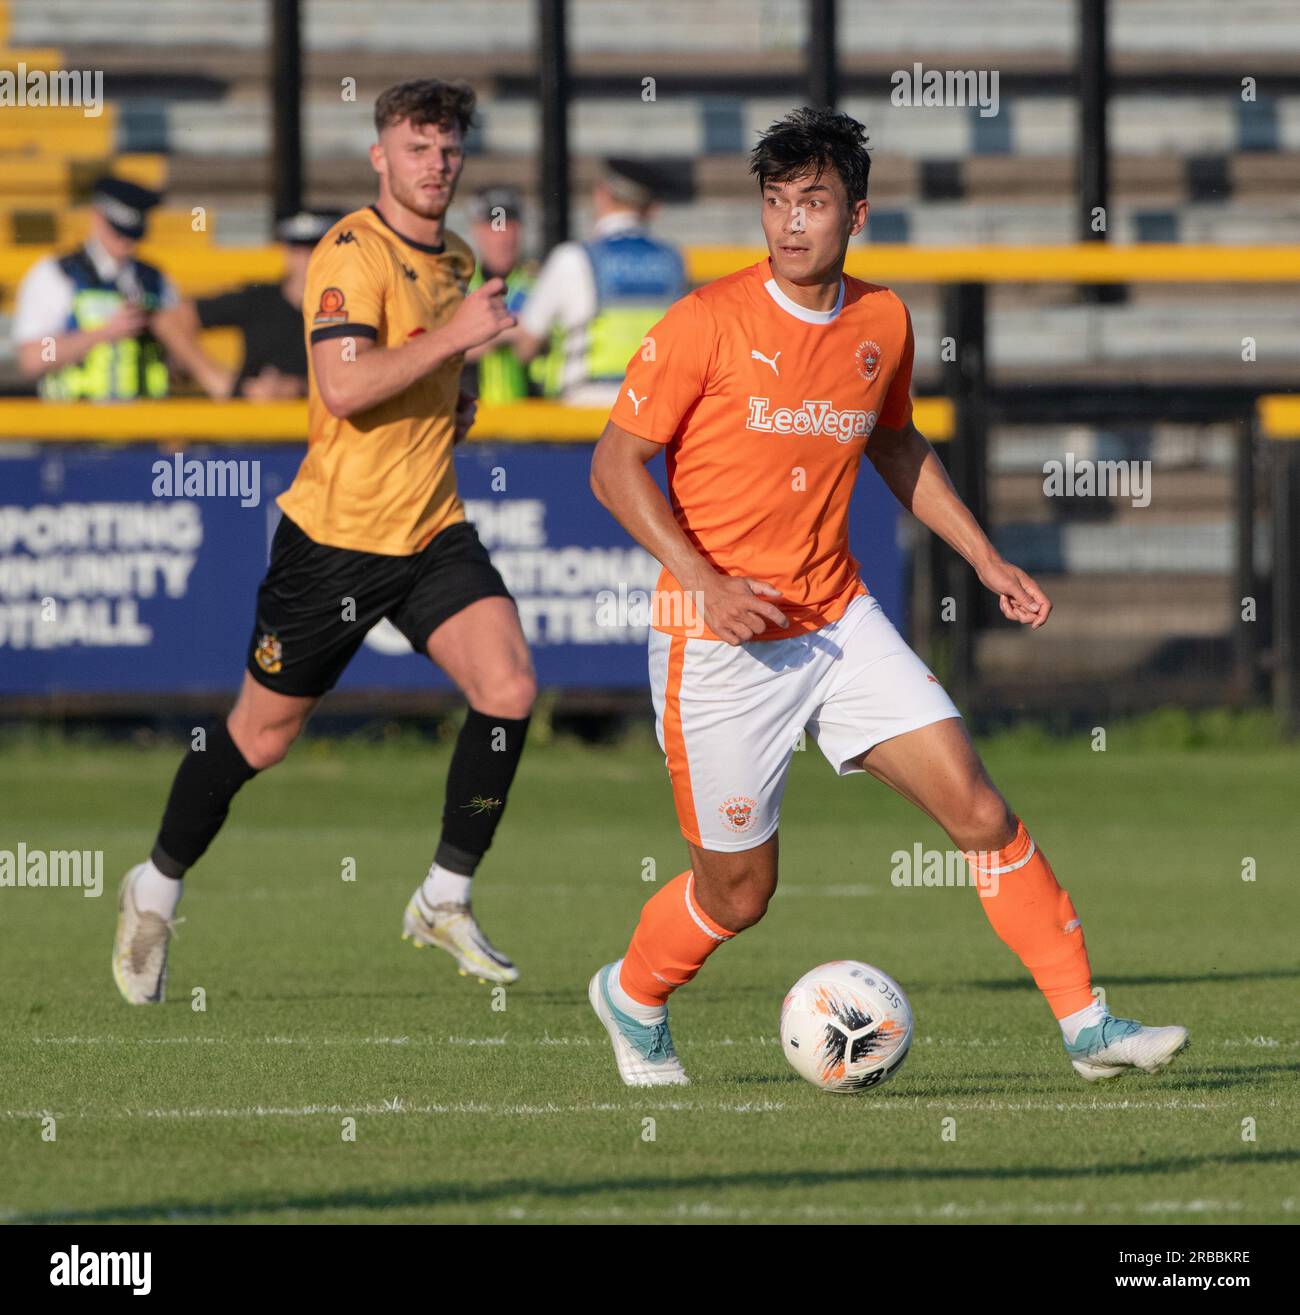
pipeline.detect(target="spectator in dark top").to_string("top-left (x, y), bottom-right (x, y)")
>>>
top-left (152, 211), bottom-right (340, 400)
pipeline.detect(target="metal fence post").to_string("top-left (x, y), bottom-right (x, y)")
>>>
top-left (1233, 416), bottom-right (1260, 704)
top-left (807, 0), bottom-right (838, 108)
top-left (1273, 435), bottom-right (1300, 736)
top-left (942, 281), bottom-right (989, 708)
top-left (271, 0), bottom-right (302, 220)
top-left (538, 0), bottom-right (571, 251)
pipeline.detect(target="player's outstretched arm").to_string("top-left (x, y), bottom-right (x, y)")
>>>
top-left (590, 420), bottom-right (788, 644)
top-left (867, 418), bottom-right (1051, 629)
top-left (312, 278), bottom-right (514, 420)
top-left (151, 301), bottom-right (235, 399)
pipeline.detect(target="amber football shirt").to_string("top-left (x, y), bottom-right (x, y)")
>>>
top-left (278, 204), bottom-right (476, 556)
top-left (608, 258), bottom-right (915, 641)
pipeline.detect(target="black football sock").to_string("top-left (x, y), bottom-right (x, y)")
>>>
top-left (151, 720), bottom-right (259, 878)
top-left (434, 708), bottom-right (531, 877)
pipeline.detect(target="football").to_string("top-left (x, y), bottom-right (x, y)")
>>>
top-left (780, 960), bottom-right (914, 1093)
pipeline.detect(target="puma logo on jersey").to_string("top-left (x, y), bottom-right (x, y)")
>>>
top-left (626, 388), bottom-right (648, 416)
top-left (746, 397), bottom-right (877, 443)
top-left (751, 348), bottom-right (781, 376)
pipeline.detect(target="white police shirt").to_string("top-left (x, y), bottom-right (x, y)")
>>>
top-left (13, 235), bottom-right (178, 344)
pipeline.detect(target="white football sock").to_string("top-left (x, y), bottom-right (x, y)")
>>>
top-left (1059, 998), bottom-right (1107, 1046)
top-left (134, 860), bottom-right (182, 918)
top-left (607, 958), bottom-right (667, 1024)
top-left (419, 864), bottom-right (472, 911)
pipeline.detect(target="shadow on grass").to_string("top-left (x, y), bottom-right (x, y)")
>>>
top-left (1161, 1062), bottom-right (1300, 1089)
top-left (12, 1148), bottom-right (1296, 1225)
top-left (967, 968), bottom-right (1299, 992)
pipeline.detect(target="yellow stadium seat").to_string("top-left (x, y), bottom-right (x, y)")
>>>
top-left (0, 245), bottom-right (284, 299)
top-left (58, 207), bottom-right (211, 247)
top-left (199, 327), bottom-right (245, 371)
top-left (0, 119), bottom-right (115, 158)
top-left (0, 104), bottom-right (116, 129)
top-left (0, 48), bottom-right (62, 73)
top-left (112, 153), bottom-right (168, 190)
top-left (0, 158), bottom-right (69, 196)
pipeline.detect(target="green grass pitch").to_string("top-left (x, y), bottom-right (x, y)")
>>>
top-left (1, 726), bottom-right (1296, 1224)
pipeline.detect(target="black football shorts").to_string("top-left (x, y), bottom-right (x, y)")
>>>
top-left (246, 513), bottom-right (513, 697)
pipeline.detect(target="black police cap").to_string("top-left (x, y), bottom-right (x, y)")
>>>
top-left (471, 185), bottom-right (523, 224)
top-left (275, 211), bottom-right (345, 246)
top-left (90, 176), bottom-right (162, 239)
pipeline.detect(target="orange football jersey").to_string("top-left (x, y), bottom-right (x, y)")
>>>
top-left (608, 257), bottom-right (914, 641)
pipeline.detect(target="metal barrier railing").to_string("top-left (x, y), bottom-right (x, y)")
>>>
top-left (1257, 396), bottom-right (1300, 734)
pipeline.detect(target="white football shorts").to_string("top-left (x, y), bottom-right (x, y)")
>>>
top-left (648, 591), bottom-right (961, 851)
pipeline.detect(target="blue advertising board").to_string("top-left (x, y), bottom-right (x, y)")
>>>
top-left (0, 442), bottom-right (901, 696)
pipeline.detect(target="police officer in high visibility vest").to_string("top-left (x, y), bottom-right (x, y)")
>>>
top-left (14, 176), bottom-right (176, 401)
top-left (462, 185), bottom-right (536, 405)
top-left (513, 158), bottom-right (686, 406)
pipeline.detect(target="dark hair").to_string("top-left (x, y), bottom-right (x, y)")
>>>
top-left (374, 79), bottom-right (476, 137)
top-left (749, 106), bottom-right (871, 203)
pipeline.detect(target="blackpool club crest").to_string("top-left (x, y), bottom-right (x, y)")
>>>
top-left (719, 794), bottom-right (758, 833)
top-left (854, 339), bottom-right (882, 382)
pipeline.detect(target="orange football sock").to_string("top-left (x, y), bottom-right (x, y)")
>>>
top-left (967, 818), bottom-right (1095, 1020)
top-left (619, 870), bottom-right (737, 1007)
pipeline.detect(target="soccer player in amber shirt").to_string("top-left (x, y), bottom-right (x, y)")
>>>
top-left (587, 108), bottom-right (1188, 1086)
top-left (112, 81), bottom-right (535, 1004)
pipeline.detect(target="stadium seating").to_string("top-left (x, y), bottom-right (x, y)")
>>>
top-left (0, 0), bottom-right (1293, 711)
top-left (3, 0), bottom-right (1296, 372)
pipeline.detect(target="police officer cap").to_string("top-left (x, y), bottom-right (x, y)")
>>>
top-left (90, 176), bottom-right (162, 239)
top-left (604, 157), bottom-right (690, 207)
top-left (275, 210), bottom-right (344, 246)
top-left (471, 186), bottom-right (523, 224)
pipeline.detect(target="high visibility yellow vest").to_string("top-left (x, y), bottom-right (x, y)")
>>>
top-left (39, 249), bottom-right (169, 401)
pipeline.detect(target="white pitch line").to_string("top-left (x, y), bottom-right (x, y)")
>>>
top-left (494, 1198), bottom-right (1291, 1222)
top-left (0, 1094), bottom-right (1260, 1122)
top-left (22, 1033), bottom-right (1294, 1049)
top-left (0, 1099), bottom-right (789, 1121)
top-left (3, 1198), bottom-right (1286, 1226)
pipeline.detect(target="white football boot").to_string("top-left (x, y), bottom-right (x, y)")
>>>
top-left (1066, 1009), bottom-right (1190, 1082)
top-left (111, 864), bottom-right (180, 1005)
top-left (589, 962), bottom-right (689, 1086)
top-left (401, 892), bottom-right (519, 984)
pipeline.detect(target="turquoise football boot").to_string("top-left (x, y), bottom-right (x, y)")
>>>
top-left (588, 962), bottom-right (689, 1086)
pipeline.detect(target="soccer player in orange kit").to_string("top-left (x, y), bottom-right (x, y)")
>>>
top-left (586, 108), bottom-right (1189, 1087)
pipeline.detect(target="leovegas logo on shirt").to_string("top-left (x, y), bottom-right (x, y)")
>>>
top-left (607, 261), bottom-right (916, 640)
top-left (745, 396), bottom-right (878, 444)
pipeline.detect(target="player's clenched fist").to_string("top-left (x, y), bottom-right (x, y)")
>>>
top-left (975, 555), bottom-right (1052, 630)
top-left (447, 276), bottom-right (516, 353)
top-left (699, 575), bottom-right (788, 645)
